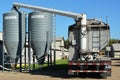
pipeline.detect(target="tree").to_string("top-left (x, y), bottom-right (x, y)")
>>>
top-left (64, 39), bottom-right (69, 49)
top-left (109, 38), bottom-right (120, 46)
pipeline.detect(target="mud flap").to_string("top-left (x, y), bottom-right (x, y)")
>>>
top-left (100, 72), bottom-right (111, 78)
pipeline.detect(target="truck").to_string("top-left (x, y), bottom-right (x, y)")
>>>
top-left (68, 17), bottom-right (111, 77)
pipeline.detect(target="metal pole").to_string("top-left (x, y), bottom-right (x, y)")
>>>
top-left (33, 53), bottom-right (35, 70)
top-left (2, 32), bottom-right (4, 72)
top-left (53, 45), bottom-right (56, 65)
top-left (99, 24), bottom-right (101, 51)
top-left (47, 54), bottom-right (50, 67)
top-left (24, 14), bottom-right (27, 70)
top-left (28, 31), bottom-right (31, 71)
top-left (24, 32), bottom-right (27, 70)
top-left (50, 46), bottom-right (52, 66)
top-left (53, 14), bottom-right (56, 66)
top-left (19, 13), bottom-right (22, 72)
top-left (19, 44), bottom-right (22, 72)
top-left (106, 16), bottom-right (110, 57)
top-left (46, 31), bottom-right (50, 67)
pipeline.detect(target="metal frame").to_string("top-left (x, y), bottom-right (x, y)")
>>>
top-left (28, 31), bottom-right (31, 71)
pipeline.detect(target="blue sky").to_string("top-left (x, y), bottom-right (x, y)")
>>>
top-left (0, 0), bottom-right (120, 40)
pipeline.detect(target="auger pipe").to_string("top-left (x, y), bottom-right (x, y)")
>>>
top-left (13, 2), bottom-right (83, 19)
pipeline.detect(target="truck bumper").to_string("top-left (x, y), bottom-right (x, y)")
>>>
top-left (68, 61), bottom-right (111, 77)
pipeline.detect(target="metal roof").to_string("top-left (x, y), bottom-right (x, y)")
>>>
top-left (112, 43), bottom-right (120, 51)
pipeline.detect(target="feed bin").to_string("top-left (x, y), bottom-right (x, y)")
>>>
top-left (28, 11), bottom-right (52, 64)
top-left (3, 8), bottom-right (26, 67)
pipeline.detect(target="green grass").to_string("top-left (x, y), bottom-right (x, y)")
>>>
top-left (56, 59), bottom-right (68, 65)
top-left (20, 59), bottom-right (68, 70)
top-left (12, 59), bottom-right (68, 73)
top-left (53, 59), bottom-right (68, 70)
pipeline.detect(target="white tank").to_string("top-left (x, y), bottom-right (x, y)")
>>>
top-left (80, 26), bottom-right (87, 52)
top-left (3, 8), bottom-right (26, 66)
top-left (81, 14), bottom-right (87, 25)
top-left (80, 14), bottom-right (87, 53)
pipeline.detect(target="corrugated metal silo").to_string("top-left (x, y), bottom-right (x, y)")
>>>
top-left (28, 11), bottom-right (52, 64)
top-left (3, 8), bottom-right (26, 67)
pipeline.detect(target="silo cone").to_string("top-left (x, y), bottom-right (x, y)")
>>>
top-left (28, 11), bottom-right (52, 64)
top-left (3, 8), bottom-right (25, 68)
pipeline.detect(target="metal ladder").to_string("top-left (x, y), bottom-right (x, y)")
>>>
top-left (92, 28), bottom-right (101, 52)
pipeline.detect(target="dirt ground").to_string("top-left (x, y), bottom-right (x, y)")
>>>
top-left (0, 60), bottom-right (120, 80)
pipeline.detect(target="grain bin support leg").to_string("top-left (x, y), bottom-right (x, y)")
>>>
top-left (49, 46), bottom-right (52, 66)
top-left (2, 35), bottom-right (4, 72)
top-left (33, 55), bottom-right (35, 69)
top-left (47, 53), bottom-right (50, 67)
top-left (19, 14), bottom-right (22, 72)
top-left (28, 31), bottom-right (31, 71)
top-left (24, 32), bottom-right (27, 70)
top-left (53, 14), bottom-right (56, 66)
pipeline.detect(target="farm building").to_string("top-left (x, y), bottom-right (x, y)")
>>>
top-left (51, 37), bottom-right (68, 60)
top-left (111, 43), bottom-right (120, 58)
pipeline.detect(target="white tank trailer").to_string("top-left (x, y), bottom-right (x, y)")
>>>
top-left (28, 11), bottom-right (53, 64)
top-left (68, 16), bottom-right (111, 77)
top-left (3, 8), bottom-right (26, 68)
